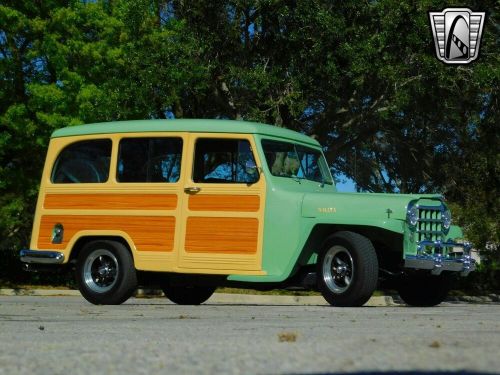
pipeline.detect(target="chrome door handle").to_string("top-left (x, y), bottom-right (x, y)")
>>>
top-left (184, 187), bottom-right (201, 194)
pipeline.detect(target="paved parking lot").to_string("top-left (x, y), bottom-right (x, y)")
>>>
top-left (0, 295), bottom-right (499, 374)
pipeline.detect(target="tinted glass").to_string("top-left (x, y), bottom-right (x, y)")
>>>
top-left (117, 138), bottom-right (182, 183)
top-left (193, 139), bottom-right (259, 184)
top-left (262, 139), bottom-right (333, 184)
top-left (51, 139), bottom-right (111, 183)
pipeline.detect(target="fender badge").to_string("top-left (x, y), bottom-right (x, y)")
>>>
top-left (318, 207), bottom-right (337, 213)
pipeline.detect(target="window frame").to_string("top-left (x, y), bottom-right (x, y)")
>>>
top-left (116, 136), bottom-right (184, 184)
top-left (50, 138), bottom-right (112, 184)
top-left (261, 138), bottom-right (333, 185)
top-left (191, 137), bottom-right (260, 184)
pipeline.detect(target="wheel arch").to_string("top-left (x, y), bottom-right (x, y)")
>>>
top-left (68, 234), bottom-right (135, 264)
top-left (296, 224), bottom-right (404, 273)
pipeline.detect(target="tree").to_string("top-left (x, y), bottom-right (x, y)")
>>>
top-left (1, 0), bottom-right (498, 288)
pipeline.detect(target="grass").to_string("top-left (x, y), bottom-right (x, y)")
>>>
top-left (0, 279), bottom-right (73, 290)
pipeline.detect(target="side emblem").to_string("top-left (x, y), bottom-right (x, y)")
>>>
top-left (318, 207), bottom-right (336, 214)
top-left (429, 8), bottom-right (485, 64)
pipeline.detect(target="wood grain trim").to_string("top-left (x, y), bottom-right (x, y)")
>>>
top-left (38, 215), bottom-right (175, 252)
top-left (185, 217), bottom-right (258, 254)
top-left (188, 194), bottom-right (259, 212)
top-left (44, 194), bottom-right (178, 210)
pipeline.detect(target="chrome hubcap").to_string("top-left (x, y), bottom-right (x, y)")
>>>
top-left (83, 249), bottom-right (119, 293)
top-left (323, 246), bottom-right (354, 293)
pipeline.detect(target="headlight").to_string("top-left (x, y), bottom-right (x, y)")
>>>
top-left (406, 202), bottom-right (418, 227)
top-left (442, 209), bottom-right (452, 232)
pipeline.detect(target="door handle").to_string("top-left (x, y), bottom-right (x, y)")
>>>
top-left (184, 187), bottom-right (201, 194)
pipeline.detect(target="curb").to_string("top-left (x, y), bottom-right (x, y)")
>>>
top-left (0, 288), bottom-right (398, 306)
top-left (2, 289), bottom-right (498, 305)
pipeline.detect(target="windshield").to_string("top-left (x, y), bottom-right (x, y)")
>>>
top-left (261, 139), bottom-right (333, 185)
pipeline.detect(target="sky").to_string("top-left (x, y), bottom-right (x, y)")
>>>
top-left (335, 175), bottom-right (357, 192)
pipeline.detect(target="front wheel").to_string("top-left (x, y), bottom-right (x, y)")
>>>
top-left (317, 231), bottom-right (379, 307)
top-left (76, 240), bottom-right (137, 305)
top-left (397, 273), bottom-right (453, 307)
top-left (162, 285), bottom-right (216, 305)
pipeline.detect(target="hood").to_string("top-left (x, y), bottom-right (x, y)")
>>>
top-left (302, 191), bottom-right (443, 228)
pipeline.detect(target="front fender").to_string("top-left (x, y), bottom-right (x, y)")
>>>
top-left (301, 193), bottom-right (411, 234)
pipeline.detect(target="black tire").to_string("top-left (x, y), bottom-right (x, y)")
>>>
top-left (317, 231), bottom-right (379, 307)
top-left (397, 273), bottom-right (453, 307)
top-left (162, 285), bottom-right (216, 305)
top-left (76, 240), bottom-right (137, 305)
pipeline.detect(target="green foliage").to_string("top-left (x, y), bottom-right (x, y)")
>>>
top-left (0, 0), bottom-right (498, 289)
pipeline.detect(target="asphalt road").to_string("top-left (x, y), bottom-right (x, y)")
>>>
top-left (0, 296), bottom-right (499, 375)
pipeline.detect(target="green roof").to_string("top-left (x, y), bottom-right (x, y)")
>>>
top-left (51, 119), bottom-right (319, 146)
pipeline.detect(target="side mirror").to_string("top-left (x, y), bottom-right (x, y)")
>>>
top-left (245, 160), bottom-right (258, 175)
top-left (245, 160), bottom-right (260, 183)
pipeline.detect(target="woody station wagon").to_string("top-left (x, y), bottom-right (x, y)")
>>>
top-left (20, 119), bottom-right (475, 306)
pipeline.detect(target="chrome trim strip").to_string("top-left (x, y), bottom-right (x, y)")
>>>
top-left (20, 250), bottom-right (65, 264)
top-left (416, 230), bottom-right (443, 235)
top-left (418, 218), bottom-right (442, 223)
top-left (405, 242), bottom-right (475, 276)
top-left (416, 204), bottom-right (445, 211)
top-left (416, 239), bottom-right (470, 251)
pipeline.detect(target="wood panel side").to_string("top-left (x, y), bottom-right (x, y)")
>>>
top-left (188, 194), bottom-right (260, 212)
top-left (38, 215), bottom-right (175, 252)
top-left (44, 194), bottom-right (178, 210)
top-left (185, 217), bottom-right (258, 254)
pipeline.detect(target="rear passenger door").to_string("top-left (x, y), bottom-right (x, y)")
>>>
top-left (178, 134), bottom-right (266, 274)
top-left (114, 135), bottom-right (185, 272)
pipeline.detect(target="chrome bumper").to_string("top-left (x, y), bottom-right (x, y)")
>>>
top-left (405, 241), bottom-right (475, 276)
top-left (20, 250), bottom-right (65, 264)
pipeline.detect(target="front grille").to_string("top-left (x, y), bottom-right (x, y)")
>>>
top-left (417, 205), bottom-right (444, 244)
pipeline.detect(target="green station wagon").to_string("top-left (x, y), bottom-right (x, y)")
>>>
top-left (20, 119), bottom-right (475, 306)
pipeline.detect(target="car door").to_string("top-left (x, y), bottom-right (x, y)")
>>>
top-left (178, 133), bottom-right (266, 274)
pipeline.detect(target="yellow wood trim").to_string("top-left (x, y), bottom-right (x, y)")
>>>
top-left (44, 193), bottom-right (178, 210)
top-left (188, 194), bottom-right (259, 212)
top-left (39, 209), bottom-right (179, 217)
top-left (185, 217), bottom-right (258, 254)
top-left (38, 215), bottom-right (175, 252)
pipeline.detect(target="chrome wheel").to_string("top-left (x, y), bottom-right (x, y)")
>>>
top-left (83, 249), bottom-right (119, 293)
top-left (318, 232), bottom-right (378, 307)
top-left (322, 245), bottom-right (354, 294)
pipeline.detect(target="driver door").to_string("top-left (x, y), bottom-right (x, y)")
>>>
top-left (178, 133), bottom-right (266, 275)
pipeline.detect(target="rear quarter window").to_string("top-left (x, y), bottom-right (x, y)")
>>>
top-left (51, 139), bottom-right (112, 184)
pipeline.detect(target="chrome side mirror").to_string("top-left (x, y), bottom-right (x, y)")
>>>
top-left (245, 160), bottom-right (258, 175)
top-left (245, 160), bottom-right (260, 183)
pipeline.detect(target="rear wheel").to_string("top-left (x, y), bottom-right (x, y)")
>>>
top-left (397, 273), bottom-right (453, 307)
top-left (317, 231), bottom-right (379, 307)
top-left (162, 285), bottom-right (215, 305)
top-left (76, 240), bottom-right (137, 305)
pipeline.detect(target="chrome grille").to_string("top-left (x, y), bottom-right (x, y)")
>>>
top-left (417, 205), bottom-right (444, 244)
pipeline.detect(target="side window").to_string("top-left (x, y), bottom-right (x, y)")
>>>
top-left (117, 137), bottom-right (182, 183)
top-left (193, 138), bottom-right (258, 184)
top-left (51, 139), bottom-right (111, 183)
top-left (262, 140), bottom-right (300, 177)
top-left (295, 145), bottom-right (324, 183)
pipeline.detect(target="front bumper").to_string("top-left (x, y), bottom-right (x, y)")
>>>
top-left (404, 241), bottom-right (475, 276)
top-left (20, 249), bottom-right (65, 264)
